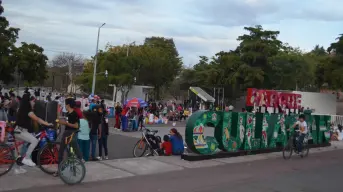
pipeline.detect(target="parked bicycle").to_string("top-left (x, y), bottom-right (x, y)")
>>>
top-left (0, 121), bottom-right (58, 177)
top-left (283, 129), bottom-right (309, 160)
top-left (133, 128), bottom-right (161, 157)
top-left (57, 130), bottom-right (86, 185)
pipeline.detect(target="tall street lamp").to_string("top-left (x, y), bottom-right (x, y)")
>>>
top-left (91, 22), bottom-right (106, 95)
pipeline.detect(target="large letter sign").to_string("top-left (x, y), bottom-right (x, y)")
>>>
top-left (244, 113), bottom-right (261, 150)
top-left (216, 112), bottom-right (246, 152)
top-left (185, 111), bottom-right (220, 154)
top-left (185, 111), bottom-right (331, 155)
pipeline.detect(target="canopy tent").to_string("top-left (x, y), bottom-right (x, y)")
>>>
top-left (189, 87), bottom-right (215, 102)
top-left (125, 98), bottom-right (147, 108)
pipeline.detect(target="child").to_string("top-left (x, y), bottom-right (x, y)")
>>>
top-left (160, 135), bottom-right (172, 156)
top-left (78, 111), bottom-right (91, 161)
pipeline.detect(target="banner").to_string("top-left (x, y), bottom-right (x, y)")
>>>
top-left (246, 89), bottom-right (302, 110)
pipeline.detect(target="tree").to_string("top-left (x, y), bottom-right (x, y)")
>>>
top-left (177, 25), bottom-right (340, 105)
top-left (76, 46), bottom-right (135, 101)
top-left (311, 45), bottom-right (327, 56)
top-left (142, 37), bottom-right (183, 99)
top-left (0, 2), bottom-right (48, 85)
top-left (76, 38), bottom-right (182, 101)
top-left (328, 34), bottom-right (343, 55)
top-left (269, 49), bottom-right (315, 91)
top-left (236, 25), bottom-right (283, 88)
top-left (321, 35), bottom-right (343, 89)
top-left (51, 52), bottom-right (85, 92)
top-left (0, 1), bottom-right (19, 84)
top-left (12, 42), bottom-right (48, 84)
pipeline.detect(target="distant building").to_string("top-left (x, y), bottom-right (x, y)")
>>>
top-left (112, 85), bottom-right (154, 106)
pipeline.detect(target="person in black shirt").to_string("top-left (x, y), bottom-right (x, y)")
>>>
top-left (114, 103), bottom-right (122, 129)
top-left (15, 94), bottom-right (52, 167)
top-left (90, 105), bottom-right (102, 161)
top-left (54, 98), bottom-right (82, 176)
top-left (97, 105), bottom-right (109, 160)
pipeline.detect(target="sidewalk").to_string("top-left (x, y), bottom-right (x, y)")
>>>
top-left (1, 142), bottom-right (342, 191)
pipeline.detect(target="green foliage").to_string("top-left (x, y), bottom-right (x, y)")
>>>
top-left (0, 2), bottom-right (48, 85)
top-left (14, 42), bottom-right (48, 83)
top-left (77, 37), bottom-right (182, 99)
top-left (178, 25), bottom-right (343, 101)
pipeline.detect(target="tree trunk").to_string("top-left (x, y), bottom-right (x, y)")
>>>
top-left (114, 88), bottom-right (118, 102)
top-left (52, 74), bottom-right (55, 91)
top-left (155, 86), bottom-right (160, 100)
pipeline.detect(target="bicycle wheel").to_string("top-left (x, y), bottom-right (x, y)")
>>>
top-left (133, 139), bottom-right (147, 157)
top-left (282, 139), bottom-right (293, 160)
top-left (301, 142), bottom-right (309, 158)
top-left (0, 143), bottom-right (15, 177)
top-left (59, 157), bottom-right (86, 185)
top-left (37, 143), bottom-right (59, 174)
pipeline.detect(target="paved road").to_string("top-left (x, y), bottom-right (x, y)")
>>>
top-left (9, 149), bottom-right (342, 192)
top-left (104, 120), bottom-right (186, 160)
top-left (103, 134), bottom-right (138, 159)
top-left (103, 118), bottom-right (187, 160)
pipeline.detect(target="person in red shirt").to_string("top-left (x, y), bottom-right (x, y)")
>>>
top-left (160, 135), bottom-right (172, 156)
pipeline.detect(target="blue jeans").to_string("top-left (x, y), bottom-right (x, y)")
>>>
top-left (121, 116), bottom-right (128, 131)
top-left (90, 135), bottom-right (98, 159)
top-left (297, 133), bottom-right (306, 152)
top-left (78, 139), bottom-right (90, 161)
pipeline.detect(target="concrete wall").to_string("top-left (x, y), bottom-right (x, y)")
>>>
top-left (293, 91), bottom-right (337, 115)
top-left (113, 85), bottom-right (154, 105)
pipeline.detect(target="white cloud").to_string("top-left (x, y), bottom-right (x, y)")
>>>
top-left (2, 0), bottom-right (343, 66)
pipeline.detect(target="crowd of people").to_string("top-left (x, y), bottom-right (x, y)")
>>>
top-left (0, 88), bottom-right (111, 176)
top-left (0, 88), bottom-right (187, 173)
top-left (113, 102), bottom-right (191, 131)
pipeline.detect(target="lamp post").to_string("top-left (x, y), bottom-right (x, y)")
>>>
top-left (126, 41), bottom-right (136, 57)
top-left (91, 22), bottom-right (106, 95)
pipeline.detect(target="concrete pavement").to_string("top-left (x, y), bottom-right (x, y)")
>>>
top-left (1, 141), bottom-right (343, 191)
top-left (105, 134), bottom-right (137, 159)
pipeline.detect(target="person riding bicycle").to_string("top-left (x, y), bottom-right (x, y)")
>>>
top-left (54, 98), bottom-right (82, 176)
top-left (15, 93), bottom-right (53, 167)
top-left (291, 114), bottom-right (308, 156)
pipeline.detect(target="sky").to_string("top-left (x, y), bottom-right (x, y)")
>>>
top-left (2, 0), bottom-right (343, 66)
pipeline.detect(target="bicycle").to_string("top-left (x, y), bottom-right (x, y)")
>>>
top-left (133, 128), bottom-right (161, 157)
top-left (0, 121), bottom-right (58, 177)
top-left (57, 131), bottom-right (86, 185)
top-left (283, 129), bottom-right (309, 160)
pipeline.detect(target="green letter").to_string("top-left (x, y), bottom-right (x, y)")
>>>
top-left (185, 111), bottom-right (220, 155)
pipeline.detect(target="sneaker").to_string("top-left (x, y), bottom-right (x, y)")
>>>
top-left (14, 167), bottom-right (27, 174)
top-left (22, 158), bottom-right (36, 167)
top-left (96, 156), bottom-right (102, 161)
top-left (104, 156), bottom-right (109, 160)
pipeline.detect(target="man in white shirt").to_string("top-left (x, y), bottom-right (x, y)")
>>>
top-left (292, 114), bottom-right (307, 156)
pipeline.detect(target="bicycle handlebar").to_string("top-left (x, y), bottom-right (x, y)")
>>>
top-left (142, 128), bottom-right (158, 134)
